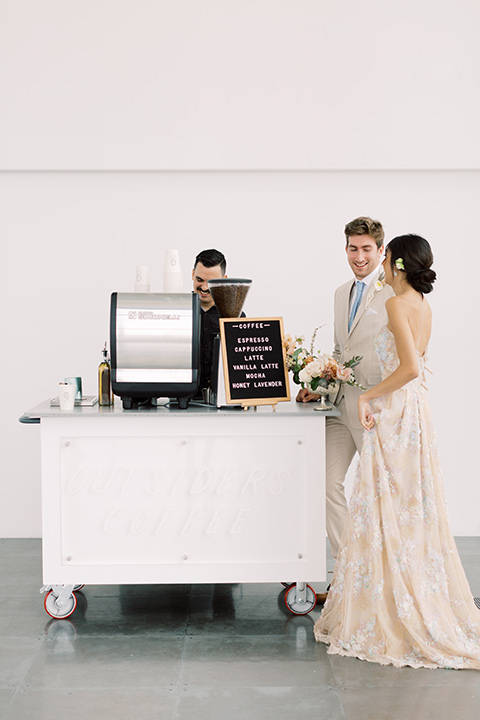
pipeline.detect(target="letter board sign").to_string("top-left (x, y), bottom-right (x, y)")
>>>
top-left (219, 317), bottom-right (291, 407)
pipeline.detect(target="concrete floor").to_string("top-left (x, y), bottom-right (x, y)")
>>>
top-left (1, 538), bottom-right (479, 720)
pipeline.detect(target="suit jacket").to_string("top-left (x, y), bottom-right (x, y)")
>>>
top-left (331, 268), bottom-right (394, 430)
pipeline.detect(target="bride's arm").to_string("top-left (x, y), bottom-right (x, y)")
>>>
top-left (358, 297), bottom-right (419, 429)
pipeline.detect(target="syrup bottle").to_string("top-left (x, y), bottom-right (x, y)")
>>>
top-left (98, 342), bottom-right (113, 406)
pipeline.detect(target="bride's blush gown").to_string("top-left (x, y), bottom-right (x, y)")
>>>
top-left (314, 326), bottom-right (480, 669)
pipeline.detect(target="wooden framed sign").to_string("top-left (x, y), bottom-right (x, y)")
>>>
top-left (219, 317), bottom-right (291, 408)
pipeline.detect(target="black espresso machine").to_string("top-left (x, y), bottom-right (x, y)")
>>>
top-left (110, 292), bottom-right (201, 409)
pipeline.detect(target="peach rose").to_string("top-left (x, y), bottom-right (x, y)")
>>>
top-left (336, 365), bottom-right (353, 382)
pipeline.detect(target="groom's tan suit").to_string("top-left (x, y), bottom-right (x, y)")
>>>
top-left (326, 267), bottom-right (393, 559)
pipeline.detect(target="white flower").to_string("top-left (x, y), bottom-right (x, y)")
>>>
top-left (298, 360), bottom-right (316, 382)
top-left (298, 366), bottom-right (312, 384)
top-left (310, 358), bottom-right (325, 376)
top-left (374, 279), bottom-right (383, 292)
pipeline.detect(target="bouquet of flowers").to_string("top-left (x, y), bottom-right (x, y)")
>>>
top-left (283, 326), bottom-right (365, 397)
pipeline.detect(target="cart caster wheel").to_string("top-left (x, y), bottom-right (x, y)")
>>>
top-left (284, 584), bottom-right (317, 615)
top-left (281, 582), bottom-right (294, 588)
top-left (73, 585), bottom-right (85, 592)
top-left (44, 589), bottom-right (77, 619)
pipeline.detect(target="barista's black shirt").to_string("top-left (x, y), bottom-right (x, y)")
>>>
top-left (199, 305), bottom-right (246, 391)
top-left (199, 305), bottom-right (221, 391)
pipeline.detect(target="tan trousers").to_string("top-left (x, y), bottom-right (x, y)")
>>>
top-left (325, 397), bottom-right (364, 560)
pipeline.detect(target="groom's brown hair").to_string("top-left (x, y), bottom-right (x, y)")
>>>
top-left (344, 217), bottom-right (384, 249)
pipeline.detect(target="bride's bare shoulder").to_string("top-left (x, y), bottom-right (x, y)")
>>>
top-left (384, 295), bottom-right (409, 314)
top-left (386, 294), bottom-right (432, 330)
top-left (386, 293), bottom-right (430, 311)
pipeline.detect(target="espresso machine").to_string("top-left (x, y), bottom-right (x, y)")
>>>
top-left (110, 292), bottom-right (201, 409)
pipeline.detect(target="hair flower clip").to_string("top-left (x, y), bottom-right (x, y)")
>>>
top-left (395, 258), bottom-right (405, 271)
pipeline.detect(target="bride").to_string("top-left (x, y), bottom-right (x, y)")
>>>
top-left (314, 234), bottom-right (480, 669)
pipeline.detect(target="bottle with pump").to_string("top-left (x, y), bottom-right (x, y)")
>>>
top-left (98, 342), bottom-right (113, 406)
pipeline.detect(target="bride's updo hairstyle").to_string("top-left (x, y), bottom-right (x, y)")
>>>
top-left (386, 234), bottom-right (436, 294)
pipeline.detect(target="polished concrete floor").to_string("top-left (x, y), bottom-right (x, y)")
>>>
top-left (1, 538), bottom-right (479, 720)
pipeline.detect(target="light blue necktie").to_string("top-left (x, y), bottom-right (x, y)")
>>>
top-left (348, 281), bottom-right (365, 331)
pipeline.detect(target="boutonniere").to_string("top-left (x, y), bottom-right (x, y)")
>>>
top-left (365, 272), bottom-right (385, 308)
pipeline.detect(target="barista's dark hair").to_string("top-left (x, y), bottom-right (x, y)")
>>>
top-left (345, 217), bottom-right (384, 248)
top-left (386, 234), bottom-right (436, 295)
top-left (194, 249), bottom-right (226, 275)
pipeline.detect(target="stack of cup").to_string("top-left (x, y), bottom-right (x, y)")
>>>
top-left (135, 265), bottom-right (150, 292)
top-left (163, 249), bottom-right (183, 293)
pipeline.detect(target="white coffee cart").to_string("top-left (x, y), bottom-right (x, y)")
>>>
top-left (20, 400), bottom-right (338, 619)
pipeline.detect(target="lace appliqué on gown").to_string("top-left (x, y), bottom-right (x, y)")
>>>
top-left (314, 326), bottom-right (480, 669)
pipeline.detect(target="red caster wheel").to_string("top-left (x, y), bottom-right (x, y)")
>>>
top-left (44, 589), bottom-right (77, 619)
top-left (284, 584), bottom-right (317, 615)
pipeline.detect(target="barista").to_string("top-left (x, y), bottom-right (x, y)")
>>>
top-left (192, 249), bottom-right (245, 396)
top-left (192, 249), bottom-right (227, 395)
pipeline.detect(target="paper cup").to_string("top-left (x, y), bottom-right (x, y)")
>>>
top-left (163, 272), bottom-right (184, 292)
top-left (58, 383), bottom-right (76, 411)
top-left (135, 265), bottom-right (150, 292)
top-left (164, 249), bottom-right (180, 271)
top-left (163, 249), bottom-right (183, 292)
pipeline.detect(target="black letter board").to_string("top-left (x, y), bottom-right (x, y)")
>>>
top-left (219, 317), bottom-right (291, 408)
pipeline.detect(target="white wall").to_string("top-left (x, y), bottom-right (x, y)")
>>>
top-left (2, 169), bottom-right (480, 536)
top-left (1, 1), bottom-right (479, 536)
top-left (2, 0), bottom-right (479, 169)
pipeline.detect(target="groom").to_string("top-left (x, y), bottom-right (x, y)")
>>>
top-left (297, 217), bottom-right (393, 601)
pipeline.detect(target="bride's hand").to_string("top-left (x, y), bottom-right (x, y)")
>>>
top-left (358, 395), bottom-right (374, 430)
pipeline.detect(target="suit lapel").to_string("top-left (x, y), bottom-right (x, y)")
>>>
top-left (343, 280), bottom-right (356, 339)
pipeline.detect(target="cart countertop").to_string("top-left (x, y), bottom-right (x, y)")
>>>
top-left (20, 398), bottom-right (341, 422)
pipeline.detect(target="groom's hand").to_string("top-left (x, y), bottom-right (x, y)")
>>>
top-left (296, 388), bottom-right (320, 403)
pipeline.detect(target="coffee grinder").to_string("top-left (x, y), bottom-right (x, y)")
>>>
top-left (207, 278), bottom-right (252, 407)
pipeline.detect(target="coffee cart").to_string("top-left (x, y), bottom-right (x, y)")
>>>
top-left (20, 400), bottom-right (335, 619)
